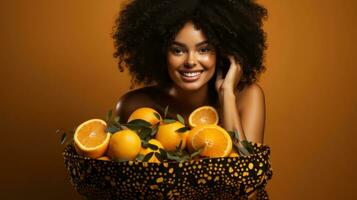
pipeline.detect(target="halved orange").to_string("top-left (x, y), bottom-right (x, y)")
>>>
top-left (128, 107), bottom-right (161, 125)
top-left (188, 125), bottom-right (232, 158)
top-left (188, 106), bottom-right (219, 128)
top-left (74, 119), bottom-right (111, 159)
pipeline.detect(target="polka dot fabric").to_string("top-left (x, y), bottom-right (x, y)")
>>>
top-left (63, 142), bottom-right (272, 199)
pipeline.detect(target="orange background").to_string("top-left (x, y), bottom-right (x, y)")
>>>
top-left (1, 0), bottom-right (356, 199)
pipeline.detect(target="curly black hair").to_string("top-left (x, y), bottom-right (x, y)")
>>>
top-left (112, 0), bottom-right (267, 90)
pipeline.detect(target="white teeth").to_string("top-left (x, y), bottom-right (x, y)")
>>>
top-left (181, 71), bottom-right (202, 77)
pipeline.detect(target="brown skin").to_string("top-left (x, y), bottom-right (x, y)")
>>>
top-left (116, 84), bottom-right (265, 143)
top-left (116, 21), bottom-right (265, 143)
top-left (115, 21), bottom-right (265, 199)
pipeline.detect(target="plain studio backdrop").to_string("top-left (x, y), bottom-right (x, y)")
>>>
top-left (0, 0), bottom-right (356, 199)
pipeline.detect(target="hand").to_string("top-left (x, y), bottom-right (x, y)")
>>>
top-left (215, 55), bottom-right (243, 94)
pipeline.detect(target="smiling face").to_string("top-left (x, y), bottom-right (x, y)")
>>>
top-left (167, 21), bottom-right (217, 91)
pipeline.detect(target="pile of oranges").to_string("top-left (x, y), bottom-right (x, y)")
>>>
top-left (73, 106), bottom-right (240, 163)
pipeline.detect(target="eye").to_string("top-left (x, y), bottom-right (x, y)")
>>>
top-left (198, 46), bottom-right (214, 54)
top-left (170, 47), bottom-right (185, 55)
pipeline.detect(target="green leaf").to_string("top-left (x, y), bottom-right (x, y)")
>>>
top-left (139, 127), bottom-right (152, 140)
top-left (146, 143), bottom-right (159, 151)
top-left (113, 121), bottom-right (123, 130)
top-left (232, 138), bottom-right (249, 156)
top-left (124, 124), bottom-right (141, 130)
top-left (155, 152), bottom-right (164, 162)
top-left (175, 127), bottom-right (189, 133)
top-left (60, 132), bottom-right (67, 145)
top-left (135, 154), bottom-right (145, 162)
top-left (114, 116), bottom-right (120, 123)
top-left (176, 140), bottom-right (183, 151)
top-left (227, 131), bottom-right (235, 139)
top-left (166, 152), bottom-right (182, 162)
top-left (143, 152), bottom-right (154, 162)
top-left (241, 140), bottom-right (255, 154)
top-left (234, 130), bottom-right (240, 140)
top-left (154, 112), bottom-right (161, 121)
top-left (106, 110), bottom-right (113, 121)
top-left (239, 147), bottom-right (251, 156)
top-left (228, 129), bottom-right (240, 140)
top-left (190, 147), bottom-right (204, 158)
top-left (177, 114), bottom-right (185, 125)
top-left (150, 126), bottom-right (158, 136)
top-left (164, 105), bottom-right (169, 119)
top-left (141, 140), bottom-right (149, 146)
top-left (127, 119), bottom-right (152, 127)
top-left (163, 119), bottom-right (176, 124)
top-left (124, 119), bottom-right (151, 130)
top-left (159, 148), bottom-right (167, 159)
top-left (106, 124), bottom-right (120, 133)
top-left (233, 139), bottom-right (250, 156)
top-left (181, 154), bottom-right (190, 162)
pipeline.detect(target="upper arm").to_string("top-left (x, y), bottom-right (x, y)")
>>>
top-left (115, 93), bottom-right (133, 123)
top-left (240, 83), bottom-right (266, 144)
top-left (115, 88), bottom-right (154, 123)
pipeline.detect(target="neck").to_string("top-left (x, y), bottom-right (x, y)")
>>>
top-left (167, 84), bottom-right (211, 110)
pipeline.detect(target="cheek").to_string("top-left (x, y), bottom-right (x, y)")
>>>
top-left (167, 54), bottom-right (183, 70)
top-left (167, 55), bottom-right (182, 81)
top-left (199, 54), bottom-right (216, 69)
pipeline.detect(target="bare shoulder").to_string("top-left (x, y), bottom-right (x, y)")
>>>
top-left (115, 86), bottom-right (157, 123)
top-left (242, 83), bottom-right (265, 98)
top-left (237, 83), bottom-right (265, 112)
top-left (237, 83), bottom-right (266, 143)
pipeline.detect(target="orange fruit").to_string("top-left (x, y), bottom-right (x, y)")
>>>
top-left (97, 156), bottom-right (110, 161)
top-left (107, 129), bottom-right (142, 161)
top-left (73, 119), bottom-right (111, 159)
top-left (188, 106), bottom-right (219, 128)
top-left (186, 129), bottom-right (196, 152)
top-left (229, 148), bottom-right (240, 157)
top-left (155, 121), bottom-right (188, 151)
top-left (140, 139), bottom-right (163, 163)
top-left (188, 125), bottom-right (232, 158)
top-left (128, 107), bottom-right (161, 125)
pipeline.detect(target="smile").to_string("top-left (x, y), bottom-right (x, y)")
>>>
top-left (178, 70), bottom-right (203, 82)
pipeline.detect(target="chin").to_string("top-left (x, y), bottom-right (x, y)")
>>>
top-left (176, 81), bottom-right (205, 91)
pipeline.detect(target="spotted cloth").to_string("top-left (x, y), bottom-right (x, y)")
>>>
top-left (63, 142), bottom-right (272, 199)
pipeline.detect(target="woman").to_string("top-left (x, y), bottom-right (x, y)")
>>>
top-left (113, 0), bottom-right (268, 198)
top-left (113, 0), bottom-right (267, 144)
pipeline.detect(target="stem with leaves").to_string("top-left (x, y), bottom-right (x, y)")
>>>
top-left (228, 129), bottom-right (255, 156)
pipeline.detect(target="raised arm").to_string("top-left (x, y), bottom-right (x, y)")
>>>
top-left (216, 56), bottom-right (266, 143)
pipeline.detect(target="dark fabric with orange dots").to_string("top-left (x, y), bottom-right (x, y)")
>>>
top-left (63, 142), bottom-right (272, 199)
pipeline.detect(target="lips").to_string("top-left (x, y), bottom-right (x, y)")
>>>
top-left (178, 70), bottom-right (203, 82)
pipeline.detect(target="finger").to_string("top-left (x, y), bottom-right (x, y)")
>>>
top-left (228, 55), bottom-right (242, 71)
top-left (227, 55), bottom-right (236, 66)
top-left (225, 56), bottom-right (242, 83)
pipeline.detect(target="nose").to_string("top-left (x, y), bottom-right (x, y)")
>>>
top-left (184, 52), bottom-right (197, 68)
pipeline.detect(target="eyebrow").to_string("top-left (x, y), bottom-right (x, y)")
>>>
top-left (171, 40), bottom-right (209, 47)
